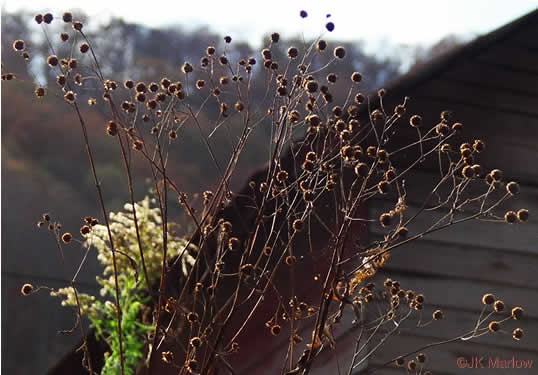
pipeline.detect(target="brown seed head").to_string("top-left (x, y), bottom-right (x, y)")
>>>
top-left (433, 309), bottom-right (443, 320)
top-left (334, 46), bottom-right (345, 59)
top-left (505, 211), bottom-right (517, 224)
top-left (513, 328), bottom-right (524, 340)
top-left (506, 181), bottom-right (520, 195)
top-left (21, 283), bottom-right (34, 296)
top-left (482, 293), bottom-right (495, 305)
top-left (61, 233), bottom-right (72, 244)
top-left (511, 307), bottom-right (524, 320)
top-left (517, 209), bottom-right (529, 222)
top-left (43, 13), bottom-right (53, 24)
top-left (488, 321), bottom-right (500, 332)
top-left (493, 300), bottom-right (505, 312)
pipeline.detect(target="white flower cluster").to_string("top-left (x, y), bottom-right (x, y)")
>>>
top-left (86, 196), bottom-right (197, 294)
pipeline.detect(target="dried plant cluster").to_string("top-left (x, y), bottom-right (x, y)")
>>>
top-left (8, 9), bottom-right (529, 375)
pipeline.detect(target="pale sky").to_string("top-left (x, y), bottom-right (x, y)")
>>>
top-left (2, 0), bottom-right (537, 50)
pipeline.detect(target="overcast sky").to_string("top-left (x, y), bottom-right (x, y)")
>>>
top-left (3, 0), bottom-right (537, 49)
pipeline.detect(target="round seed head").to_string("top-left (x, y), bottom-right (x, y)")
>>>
top-left (334, 46), bottom-right (345, 59)
top-left (326, 22), bottom-right (335, 32)
top-left (21, 283), bottom-right (34, 296)
top-left (43, 13), bottom-right (53, 24)
top-left (513, 328), bottom-right (524, 340)
top-left (505, 211), bottom-right (517, 224)
top-left (61, 233), bottom-right (72, 244)
top-left (433, 309), bottom-right (443, 320)
top-left (409, 115), bottom-right (422, 127)
top-left (488, 321), bottom-right (500, 332)
top-left (511, 307), bottom-right (524, 320)
top-left (482, 293), bottom-right (495, 305)
top-left (62, 12), bottom-right (73, 22)
top-left (292, 219), bottom-right (304, 232)
top-left (517, 209), bottom-right (529, 222)
top-left (287, 47), bottom-right (298, 59)
top-left (506, 181), bottom-right (520, 195)
top-left (493, 300), bottom-right (505, 312)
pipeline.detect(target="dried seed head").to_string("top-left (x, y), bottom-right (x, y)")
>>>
top-left (436, 123), bottom-right (450, 137)
top-left (182, 62), bottom-right (193, 74)
top-left (326, 22), bottom-right (335, 32)
top-left (317, 40), bottom-right (327, 52)
top-left (287, 47), bottom-right (298, 59)
top-left (354, 162), bottom-right (369, 178)
top-left (511, 307), bottom-right (524, 320)
top-left (285, 255), bottom-right (296, 265)
top-left (263, 246), bottom-right (272, 256)
top-left (433, 309), bottom-right (443, 320)
top-left (493, 300), bottom-right (505, 312)
top-left (300, 10), bottom-right (308, 18)
top-left (409, 115), bottom-right (422, 127)
top-left (35, 14), bottom-right (43, 24)
top-left (133, 140), bottom-right (144, 151)
top-left (517, 209), bottom-right (529, 222)
top-left (473, 139), bottom-right (485, 152)
top-left (186, 311), bottom-right (199, 323)
top-left (79, 43), bottom-right (90, 53)
top-left (513, 328), bottom-right (524, 340)
top-left (351, 72), bottom-right (362, 83)
top-left (80, 225), bottom-right (90, 235)
top-left (270, 324), bottom-right (281, 336)
top-left (72, 21), bottom-right (83, 31)
top-left (394, 104), bottom-right (406, 117)
top-left (292, 219), bottom-right (304, 232)
top-left (190, 336), bottom-right (201, 348)
top-left (168, 130), bottom-right (177, 139)
top-left (106, 121), bottom-right (118, 136)
top-left (505, 211), bottom-right (517, 224)
top-left (395, 357), bottom-right (405, 367)
top-left (396, 226), bottom-right (408, 238)
top-left (228, 237), bottom-right (240, 251)
top-left (488, 321), bottom-right (500, 332)
top-left (276, 170), bottom-right (288, 184)
top-left (482, 293), bottom-right (495, 305)
top-left (462, 165), bottom-right (475, 179)
top-left (380, 213), bottom-right (392, 227)
top-left (506, 181), bottom-right (520, 195)
top-left (219, 56), bottom-right (228, 65)
top-left (327, 73), bottom-right (337, 83)
top-left (21, 283), bottom-right (34, 296)
top-left (61, 233), bottom-right (72, 244)
top-left (62, 12), bottom-right (73, 22)
top-left (490, 169), bottom-right (503, 181)
top-left (270, 32), bottom-right (280, 43)
top-left (235, 101), bottom-right (245, 112)
top-left (377, 181), bottom-right (389, 194)
top-left (452, 122), bottom-right (463, 132)
top-left (306, 80), bottom-right (318, 93)
top-left (47, 55), bottom-right (59, 67)
top-left (417, 353), bottom-right (427, 363)
top-left (136, 92), bottom-right (146, 103)
top-left (63, 91), bottom-right (76, 104)
top-left (407, 360), bottom-right (417, 371)
top-left (135, 82), bottom-right (147, 93)
top-left (333, 46), bottom-right (345, 59)
top-left (354, 93), bottom-right (366, 105)
top-left (43, 13), bottom-right (53, 24)
top-left (13, 40), bottom-right (25, 51)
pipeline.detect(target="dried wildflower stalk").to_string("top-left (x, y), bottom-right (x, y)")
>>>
top-left (10, 9), bottom-right (529, 375)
